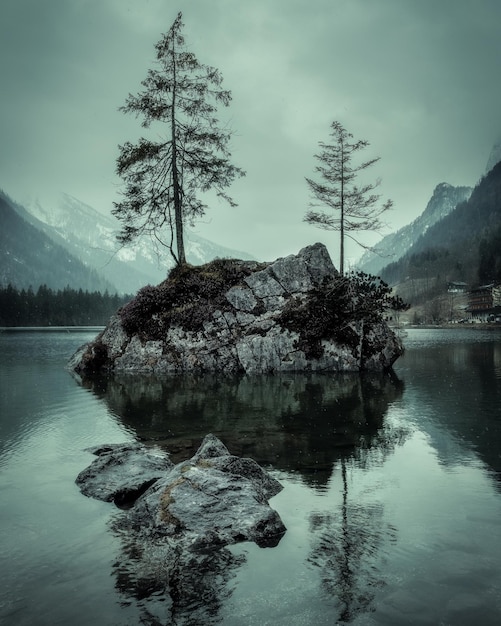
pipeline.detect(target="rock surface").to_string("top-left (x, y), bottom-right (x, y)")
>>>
top-left (75, 442), bottom-right (174, 507)
top-left (69, 243), bottom-right (403, 375)
top-left (76, 434), bottom-right (286, 549)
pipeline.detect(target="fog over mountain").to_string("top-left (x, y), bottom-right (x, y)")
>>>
top-left (5, 191), bottom-right (255, 294)
top-left (485, 138), bottom-right (501, 175)
top-left (380, 159), bottom-right (501, 296)
top-left (356, 183), bottom-right (472, 276)
top-left (356, 139), bottom-right (501, 277)
top-left (0, 191), bottom-right (114, 292)
top-left (2, 136), bottom-right (501, 295)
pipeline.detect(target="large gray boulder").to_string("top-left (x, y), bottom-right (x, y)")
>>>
top-left (69, 243), bottom-right (403, 375)
top-left (77, 435), bottom-right (286, 623)
top-left (76, 434), bottom-right (286, 549)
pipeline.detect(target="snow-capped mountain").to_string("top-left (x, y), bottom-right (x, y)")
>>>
top-left (19, 194), bottom-right (256, 294)
top-left (356, 182), bottom-right (472, 277)
top-left (0, 191), bottom-right (115, 292)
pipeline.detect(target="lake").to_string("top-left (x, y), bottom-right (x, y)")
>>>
top-left (1, 327), bottom-right (501, 625)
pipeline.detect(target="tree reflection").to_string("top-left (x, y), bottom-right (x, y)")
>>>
top-left (308, 456), bottom-right (398, 623)
top-left (78, 371), bottom-right (404, 488)
top-left (305, 403), bottom-right (407, 623)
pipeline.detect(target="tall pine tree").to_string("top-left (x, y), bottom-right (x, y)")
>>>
top-left (305, 121), bottom-right (392, 275)
top-left (113, 12), bottom-right (245, 266)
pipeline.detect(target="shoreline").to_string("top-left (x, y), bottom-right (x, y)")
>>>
top-left (392, 323), bottom-right (501, 331)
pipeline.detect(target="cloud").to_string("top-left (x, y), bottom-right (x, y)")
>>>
top-left (1, 0), bottom-right (500, 263)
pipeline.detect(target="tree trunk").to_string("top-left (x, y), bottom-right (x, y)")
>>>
top-left (172, 164), bottom-right (185, 265)
top-left (340, 210), bottom-right (344, 276)
top-left (340, 155), bottom-right (345, 276)
top-left (170, 44), bottom-right (186, 266)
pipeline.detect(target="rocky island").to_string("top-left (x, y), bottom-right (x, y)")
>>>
top-left (69, 243), bottom-right (403, 376)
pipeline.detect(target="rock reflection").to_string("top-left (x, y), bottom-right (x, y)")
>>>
top-left (81, 371), bottom-right (404, 488)
top-left (111, 519), bottom-right (246, 625)
top-left (77, 372), bottom-right (406, 622)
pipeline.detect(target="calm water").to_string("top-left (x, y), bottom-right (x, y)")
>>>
top-left (1, 327), bottom-right (501, 625)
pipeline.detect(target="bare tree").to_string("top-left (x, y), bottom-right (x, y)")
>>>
top-left (305, 121), bottom-right (392, 275)
top-left (113, 12), bottom-right (245, 266)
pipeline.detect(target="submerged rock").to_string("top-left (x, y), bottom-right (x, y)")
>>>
top-left (69, 243), bottom-right (403, 375)
top-left (76, 434), bottom-right (286, 549)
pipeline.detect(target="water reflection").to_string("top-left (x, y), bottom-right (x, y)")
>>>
top-left (4, 330), bottom-right (501, 624)
top-left (111, 521), bottom-right (246, 626)
top-left (76, 371), bottom-right (407, 623)
top-left (308, 458), bottom-right (398, 622)
top-left (81, 371), bottom-right (405, 489)
top-left (396, 336), bottom-right (501, 481)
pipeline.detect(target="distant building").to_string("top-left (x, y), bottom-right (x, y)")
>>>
top-left (467, 283), bottom-right (501, 322)
top-left (494, 284), bottom-right (501, 307)
top-left (447, 281), bottom-right (468, 293)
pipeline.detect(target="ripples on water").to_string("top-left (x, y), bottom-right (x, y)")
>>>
top-left (1, 327), bottom-right (501, 624)
top-left (0, 329), bottom-right (131, 469)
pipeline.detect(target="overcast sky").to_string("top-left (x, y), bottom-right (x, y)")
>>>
top-left (1, 0), bottom-right (500, 265)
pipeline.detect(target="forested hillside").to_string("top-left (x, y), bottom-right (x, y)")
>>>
top-left (0, 193), bottom-right (115, 292)
top-left (381, 161), bottom-right (501, 302)
top-left (356, 182), bottom-right (472, 276)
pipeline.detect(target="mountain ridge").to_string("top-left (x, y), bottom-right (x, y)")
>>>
top-left (0, 191), bottom-right (116, 293)
top-left (3, 190), bottom-right (256, 294)
top-left (380, 160), bottom-right (501, 297)
top-left (356, 182), bottom-right (472, 276)
top-left (356, 138), bottom-right (501, 279)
